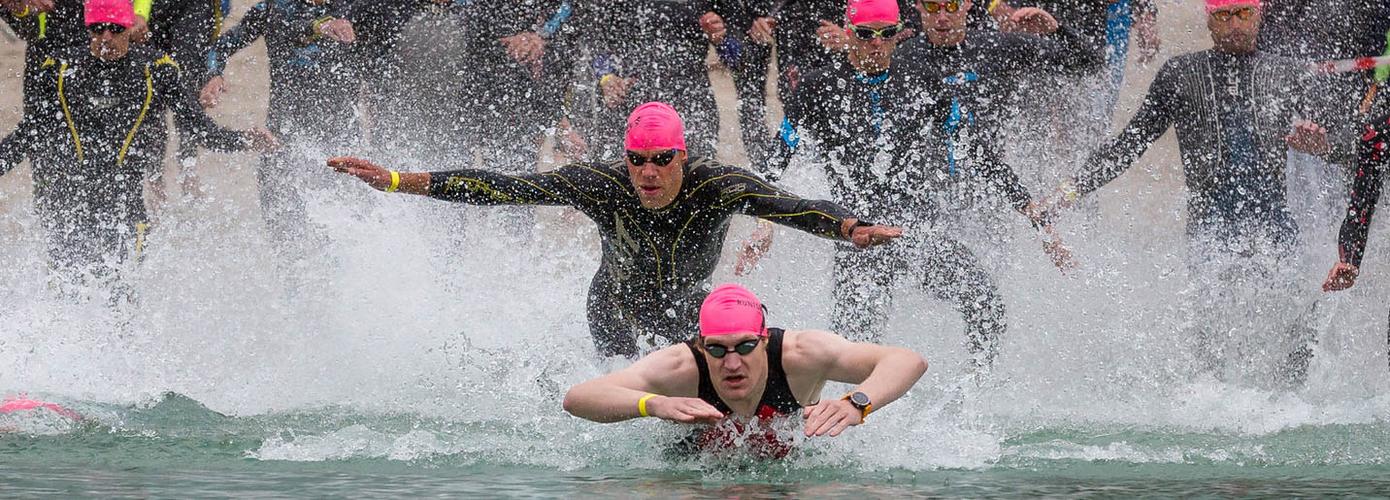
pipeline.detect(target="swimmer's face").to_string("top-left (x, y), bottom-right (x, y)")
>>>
top-left (701, 334), bottom-right (769, 403)
top-left (1207, 5), bottom-right (1260, 53)
top-left (88, 23), bottom-right (131, 61)
top-left (846, 21), bottom-right (903, 73)
top-left (626, 148), bottom-right (686, 209)
top-left (916, 0), bottom-right (970, 44)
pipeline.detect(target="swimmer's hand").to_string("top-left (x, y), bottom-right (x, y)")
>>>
top-left (1322, 261), bottom-right (1359, 292)
top-left (699, 11), bottom-right (728, 45)
top-left (128, 15), bottom-right (150, 44)
top-left (647, 396), bottom-right (724, 424)
top-left (500, 31), bottom-right (545, 65)
top-left (200, 76), bottom-right (227, 109)
top-left (749, 16), bottom-right (777, 45)
top-left (816, 20), bottom-right (850, 52)
top-left (843, 219), bottom-right (903, 248)
top-left (316, 18), bottom-right (356, 43)
top-left (243, 127), bottom-right (282, 153)
top-left (735, 220), bottom-right (775, 276)
top-left (1286, 120), bottom-right (1331, 157)
top-left (600, 75), bottom-right (637, 109)
top-left (1041, 229), bottom-right (1078, 273)
top-left (802, 398), bottom-right (862, 437)
top-left (1001, 7), bottom-right (1058, 35)
top-left (328, 156), bottom-right (429, 194)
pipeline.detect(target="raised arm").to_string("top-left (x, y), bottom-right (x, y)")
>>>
top-left (205, 1), bottom-right (271, 79)
top-left (705, 166), bottom-right (901, 246)
top-left (561, 345), bottom-right (720, 424)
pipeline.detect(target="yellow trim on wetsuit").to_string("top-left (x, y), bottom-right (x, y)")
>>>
top-left (57, 62), bottom-right (84, 162)
top-left (212, 0), bottom-right (224, 41)
top-left (134, 222), bottom-right (149, 256)
top-left (133, 0), bottom-right (152, 20)
top-left (543, 171), bottom-right (604, 203)
top-left (154, 54), bottom-right (181, 71)
top-left (37, 12), bottom-right (46, 39)
top-left (118, 64), bottom-right (156, 166)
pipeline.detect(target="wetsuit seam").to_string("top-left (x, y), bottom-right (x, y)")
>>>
top-left (117, 64), bottom-right (156, 167)
top-left (56, 62), bottom-right (83, 162)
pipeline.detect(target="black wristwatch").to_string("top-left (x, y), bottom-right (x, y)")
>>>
top-left (844, 391), bottom-right (872, 421)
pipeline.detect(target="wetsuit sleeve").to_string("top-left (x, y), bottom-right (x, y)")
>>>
top-left (975, 141), bottom-right (1034, 214)
top-left (206, 1), bottom-right (271, 78)
top-left (1019, 25), bottom-right (1104, 75)
top-left (761, 77), bottom-right (810, 182)
top-left (426, 164), bottom-right (592, 206)
top-left (156, 60), bottom-right (248, 152)
top-left (0, 117), bottom-right (30, 177)
top-left (709, 166), bottom-right (853, 240)
top-left (1337, 115), bottom-right (1390, 268)
top-left (1072, 60), bottom-right (1178, 197)
top-left (0, 8), bottom-right (42, 41)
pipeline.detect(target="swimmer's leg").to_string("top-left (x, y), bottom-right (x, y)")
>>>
top-left (585, 274), bottom-right (639, 358)
top-left (921, 237), bottom-right (1006, 369)
top-left (831, 245), bottom-right (900, 342)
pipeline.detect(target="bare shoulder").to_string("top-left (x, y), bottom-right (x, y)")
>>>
top-left (630, 342), bottom-right (701, 396)
top-left (780, 330), bottom-right (847, 368)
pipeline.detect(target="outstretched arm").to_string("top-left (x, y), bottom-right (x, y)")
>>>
top-left (328, 156), bottom-right (585, 207)
top-left (562, 345), bottom-right (720, 424)
top-left (712, 167), bottom-right (903, 247)
top-left (1067, 60), bottom-right (1178, 200)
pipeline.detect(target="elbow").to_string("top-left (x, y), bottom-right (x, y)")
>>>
top-left (561, 388), bottom-right (580, 417)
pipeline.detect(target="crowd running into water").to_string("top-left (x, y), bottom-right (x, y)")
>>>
top-left (0, 0), bottom-right (1388, 458)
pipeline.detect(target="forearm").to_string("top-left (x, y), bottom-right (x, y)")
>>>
top-left (854, 348), bottom-right (928, 414)
top-left (1338, 124), bottom-right (1388, 267)
top-left (755, 198), bottom-right (854, 240)
top-left (562, 381), bottom-right (656, 423)
top-left (425, 169), bottom-right (566, 205)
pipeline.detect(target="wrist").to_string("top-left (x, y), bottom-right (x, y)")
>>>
top-left (386, 170), bottom-right (401, 192)
top-left (637, 393), bottom-right (659, 418)
top-left (842, 219), bottom-right (873, 240)
top-left (599, 73), bottom-right (617, 87)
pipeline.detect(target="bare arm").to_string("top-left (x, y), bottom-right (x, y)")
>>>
top-left (787, 330), bottom-right (928, 436)
top-left (561, 345), bottom-right (720, 424)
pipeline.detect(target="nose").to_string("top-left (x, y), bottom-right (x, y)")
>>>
top-left (720, 353), bottom-right (744, 370)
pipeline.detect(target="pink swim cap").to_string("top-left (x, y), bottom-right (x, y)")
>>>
top-left (0, 397), bottom-right (81, 421)
top-left (847, 0), bottom-right (900, 25)
top-left (1205, 0), bottom-right (1260, 13)
top-left (85, 0), bottom-right (136, 28)
top-left (625, 102), bottom-right (687, 152)
top-left (699, 284), bottom-right (767, 337)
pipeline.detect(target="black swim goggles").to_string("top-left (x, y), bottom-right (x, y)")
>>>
top-left (849, 23), bottom-right (905, 41)
top-left (88, 23), bottom-right (127, 35)
top-left (702, 338), bottom-right (762, 359)
top-left (919, 0), bottom-right (961, 14)
top-left (626, 149), bottom-right (679, 167)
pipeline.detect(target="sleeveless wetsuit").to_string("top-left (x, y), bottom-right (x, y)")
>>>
top-left (677, 328), bottom-right (801, 459)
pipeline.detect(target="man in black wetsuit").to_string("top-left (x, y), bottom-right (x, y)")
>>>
top-left (699, 2), bottom-right (777, 165)
top-left (329, 102), bottom-right (903, 357)
top-left (1041, 0), bottom-right (1346, 385)
top-left (748, 0), bottom-right (1080, 368)
top-left (0, 0), bottom-right (276, 289)
top-left (200, 0), bottom-right (358, 272)
top-left (562, 283), bottom-right (928, 458)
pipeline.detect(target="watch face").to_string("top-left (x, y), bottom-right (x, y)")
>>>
top-left (851, 392), bottom-right (870, 408)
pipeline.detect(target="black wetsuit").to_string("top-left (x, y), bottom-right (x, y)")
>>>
top-left (0, 0), bottom-right (87, 172)
top-left (145, 0), bottom-right (227, 179)
top-left (423, 157), bottom-right (856, 357)
top-left (678, 327), bottom-right (801, 459)
top-left (352, 0), bottom-right (473, 165)
top-left (1071, 49), bottom-right (1349, 249)
top-left (5, 47), bottom-right (248, 279)
top-left (1338, 112), bottom-right (1390, 269)
top-left (208, 0), bottom-right (357, 259)
top-left (572, 0), bottom-right (721, 157)
top-left (711, 0), bottom-right (774, 165)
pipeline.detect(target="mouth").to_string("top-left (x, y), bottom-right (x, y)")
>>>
top-left (637, 185), bottom-right (662, 197)
top-left (722, 374), bottom-right (748, 387)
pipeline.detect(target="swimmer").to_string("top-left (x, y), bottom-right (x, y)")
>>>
top-left (562, 283), bottom-right (928, 458)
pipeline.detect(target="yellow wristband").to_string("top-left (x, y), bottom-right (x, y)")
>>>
top-left (14, 6), bottom-right (31, 17)
top-left (637, 393), bottom-right (657, 417)
top-left (599, 74), bottom-right (617, 87)
top-left (386, 170), bottom-right (400, 192)
top-left (987, 0), bottom-right (1003, 13)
